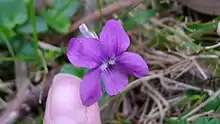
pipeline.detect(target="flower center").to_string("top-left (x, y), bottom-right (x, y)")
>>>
top-left (100, 57), bottom-right (116, 71)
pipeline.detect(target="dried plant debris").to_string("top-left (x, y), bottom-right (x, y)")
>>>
top-left (1, 0), bottom-right (220, 124)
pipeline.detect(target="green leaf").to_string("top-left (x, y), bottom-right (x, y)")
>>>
top-left (173, 30), bottom-right (199, 51)
top-left (24, 0), bottom-right (30, 3)
top-left (176, 95), bottom-right (202, 107)
top-left (52, 0), bottom-right (79, 18)
top-left (43, 0), bottom-right (79, 33)
top-left (17, 16), bottom-right (48, 34)
top-left (60, 64), bottom-right (88, 78)
top-left (0, 0), bottom-right (27, 28)
top-left (193, 117), bottom-right (220, 124)
top-left (209, 118), bottom-right (220, 124)
top-left (216, 105), bottom-right (220, 113)
top-left (188, 23), bottom-right (216, 38)
top-left (203, 97), bottom-right (220, 111)
top-left (134, 10), bottom-right (157, 24)
top-left (193, 117), bottom-right (209, 124)
top-left (44, 9), bottom-right (70, 33)
top-left (10, 38), bottom-right (37, 62)
top-left (13, 40), bottom-right (34, 56)
top-left (124, 9), bottom-right (156, 30)
top-left (0, 24), bottom-right (15, 55)
top-left (166, 119), bottom-right (188, 124)
top-left (0, 24), bottom-right (15, 41)
top-left (43, 50), bottom-right (64, 63)
top-left (35, 109), bottom-right (44, 124)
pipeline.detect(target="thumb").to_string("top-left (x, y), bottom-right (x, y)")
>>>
top-left (43, 73), bottom-right (102, 124)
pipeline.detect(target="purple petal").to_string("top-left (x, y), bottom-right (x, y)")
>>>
top-left (80, 68), bottom-right (102, 106)
top-left (67, 38), bottom-right (102, 68)
top-left (101, 67), bottom-right (128, 95)
top-left (99, 19), bottom-right (130, 57)
top-left (116, 52), bottom-right (148, 78)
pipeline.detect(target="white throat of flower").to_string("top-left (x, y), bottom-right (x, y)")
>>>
top-left (100, 57), bottom-right (116, 71)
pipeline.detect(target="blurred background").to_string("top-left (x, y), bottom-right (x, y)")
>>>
top-left (1, 0), bottom-right (220, 123)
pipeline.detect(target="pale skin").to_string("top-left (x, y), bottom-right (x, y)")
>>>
top-left (43, 73), bottom-right (102, 124)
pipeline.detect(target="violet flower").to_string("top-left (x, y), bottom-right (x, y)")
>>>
top-left (67, 19), bottom-right (149, 106)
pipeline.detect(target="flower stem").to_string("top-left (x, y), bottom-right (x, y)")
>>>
top-left (28, 0), bottom-right (39, 56)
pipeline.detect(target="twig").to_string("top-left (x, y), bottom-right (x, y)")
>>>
top-left (0, 62), bottom-right (29, 123)
top-left (144, 82), bottom-right (169, 108)
top-left (0, 69), bottom-right (59, 124)
top-left (160, 77), bottom-right (185, 91)
top-left (190, 55), bottom-right (218, 59)
top-left (163, 77), bottom-right (214, 95)
top-left (140, 81), bottom-right (169, 124)
top-left (145, 95), bottom-right (186, 121)
top-left (143, 52), bottom-right (179, 64)
top-left (125, 59), bottom-right (193, 92)
top-left (39, 41), bottom-right (61, 51)
top-left (0, 83), bottom-right (13, 90)
top-left (163, 59), bottom-right (190, 74)
top-left (168, 95), bottom-right (187, 104)
top-left (124, 73), bottom-right (162, 91)
top-left (195, 42), bottom-right (220, 54)
top-left (127, 106), bottom-right (138, 119)
top-left (147, 60), bottom-right (167, 68)
top-left (174, 63), bottom-right (194, 79)
top-left (0, 97), bottom-right (7, 107)
top-left (204, 42), bottom-right (220, 50)
top-left (187, 110), bottom-right (214, 121)
top-left (146, 90), bottom-right (165, 124)
top-left (69, 0), bottom-right (139, 32)
top-left (139, 99), bottom-right (150, 123)
top-left (151, 49), bottom-right (181, 62)
top-left (122, 97), bottom-right (132, 116)
top-left (37, 50), bottom-right (48, 104)
top-left (0, 79), bottom-right (30, 123)
top-left (15, 62), bottom-right (28, 92)
top-left (84, 0), bottom-right (98, 29)
top-left (192, 59), bottom-right (208, 80)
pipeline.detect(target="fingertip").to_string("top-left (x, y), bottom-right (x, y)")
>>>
top-left (51, 116), bottom-right (78, 124)
top-left (44, 73), bottom-right (102, 124)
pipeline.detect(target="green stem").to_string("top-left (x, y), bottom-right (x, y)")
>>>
top-left (0, 32), bottom-right (14, 56)
top-left (97, 0), bottom-right (103, 12)
top-left (0, 56), bottom-right (35, 61)
top-left (29, 0), bottom-right (39, 56)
